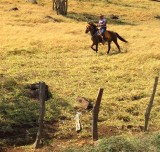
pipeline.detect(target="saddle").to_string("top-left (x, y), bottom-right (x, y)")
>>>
top-left (100, 32), bottom-right (107, 44)
top-left (98, 30), bottom-right (108, 43)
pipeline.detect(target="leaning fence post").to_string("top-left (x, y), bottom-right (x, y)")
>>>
top-left (33, 82), bottom-right (46, 148)
top-left (92, 88), bottom-right (104, 141)
top-left (144, 76), bottom-right (159, 132)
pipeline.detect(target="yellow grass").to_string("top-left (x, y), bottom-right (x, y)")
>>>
top-left (0, 0), bottom-right (160, 149)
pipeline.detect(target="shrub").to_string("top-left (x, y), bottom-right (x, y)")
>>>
top-left (95, 136), bottom-right (136, 152)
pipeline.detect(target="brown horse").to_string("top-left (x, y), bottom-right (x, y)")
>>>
top-left (85, 22), bottom-right (128, 54)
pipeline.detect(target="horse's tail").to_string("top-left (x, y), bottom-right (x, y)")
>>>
top-left (116, 33), bottom-right (128, 43)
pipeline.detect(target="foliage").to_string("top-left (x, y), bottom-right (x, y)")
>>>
top-left (66, 12), bottom-right (98, 22)
top-left (94, 136), bottom-right (136, 152)
top-left (0, 76), bottom-right (39, 145)
top-left (63, 133), bottom-right (160, 152)
top-left (0, 0), bottom-right (160, 150)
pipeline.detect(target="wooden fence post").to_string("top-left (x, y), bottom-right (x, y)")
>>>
top-left (75, 112), bottom-right (82, 133)
top-left (33, 82), bottom-right (46, 148)
top-left (92, 88), bottom-right (104, 141)
top-left (144, 76), bottom-right (159, 132)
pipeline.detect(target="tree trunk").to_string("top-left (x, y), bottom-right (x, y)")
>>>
top-left (65, 0), bottom-right (68, 15)
top-left (53, 0), bottom-right (68, 15)
top-left (52, 0), bottom-right (55, 10)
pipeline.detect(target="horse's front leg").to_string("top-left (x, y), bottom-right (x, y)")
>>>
top-left (91, 42), bottom-right (98, 53)
top-left (91, 43), bottom-right (97, 52)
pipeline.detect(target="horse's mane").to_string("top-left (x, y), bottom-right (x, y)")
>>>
top-left (89, 22), bottom-right (98, 31)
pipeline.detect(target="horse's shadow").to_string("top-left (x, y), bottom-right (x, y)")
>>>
top-left (109, 48), bottom-right (128, 55)
top-left (98, 47), bottom-right (128, 56)
top-left (108, 50), bottom-right (127, 56)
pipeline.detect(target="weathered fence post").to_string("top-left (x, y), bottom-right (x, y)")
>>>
top-left (75, 112), bottom-right (82, 133)
top-left (92, 88), bottom-right (104, 141)
top-left (144, 76), bottom-right (159, 132)
top-left (33, 82), bottom-right (46, 148)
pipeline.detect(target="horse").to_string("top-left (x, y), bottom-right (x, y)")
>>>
top-left (85, 22), bottom-right (128, 54)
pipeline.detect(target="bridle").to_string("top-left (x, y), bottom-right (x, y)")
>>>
top-left (86, 24), bottom-right (99, 41)
top-left (85, 24), bottom-right (92, 33)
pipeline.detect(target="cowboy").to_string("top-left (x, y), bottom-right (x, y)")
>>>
top-left (97, 14), bottom-right (107, 44)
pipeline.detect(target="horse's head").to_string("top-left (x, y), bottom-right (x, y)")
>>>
top-left (85, 22), bottom-right (98, 34)
top-left (85, 24), bottom-right (92, 34)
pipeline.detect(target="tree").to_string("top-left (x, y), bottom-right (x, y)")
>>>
top-left (52, 0), bottom-right (68, 15)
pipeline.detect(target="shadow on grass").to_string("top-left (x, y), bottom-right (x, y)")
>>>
top-left (0, 75), bottom-right (72, 147)
top-left (155, 15), bottom-right (160, 20)
top-left (107, 48), bottom-right (128, 56)
top-left (66, 12), bottom-right (136, 26)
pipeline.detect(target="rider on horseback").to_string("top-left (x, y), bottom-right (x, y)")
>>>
top-left (97, 14), bottom-right (107, 44)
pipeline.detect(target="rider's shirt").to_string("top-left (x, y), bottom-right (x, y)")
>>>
top-left (98, 18), bottom-right (107, 28)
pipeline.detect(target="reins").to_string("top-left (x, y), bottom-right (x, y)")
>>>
top-left (91, 31), bottom-right (98, 39)
top-left (89, 25), bottom-right (99, 42)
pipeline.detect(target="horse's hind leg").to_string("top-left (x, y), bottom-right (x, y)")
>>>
top-left (95, 44), bottom-right (98, 53)
top-left (114, 40), bottom-right (121, 52)
top-left (107, 41), bottom-right (111, 54)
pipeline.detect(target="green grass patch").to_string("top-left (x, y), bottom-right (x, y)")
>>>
top-left (63, 133), bottom-right (160, 152)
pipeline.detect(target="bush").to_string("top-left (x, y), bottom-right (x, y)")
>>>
top-left (154, 133), bottom-right (160, 151)
top-left (61, 133), bottom-right (160, 152)
top-left (95, 136), bottom-right (136, 152)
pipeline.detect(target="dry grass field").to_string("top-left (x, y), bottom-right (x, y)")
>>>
top-left (0, 0), bottom-right (160, 151)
